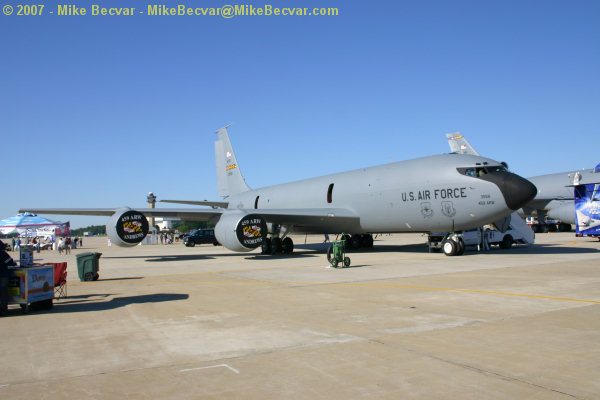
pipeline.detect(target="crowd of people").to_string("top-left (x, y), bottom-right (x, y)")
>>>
top-left (6, 236), bottom-right (83, 254)
top-left (160, 233), bottom-right (178, 244)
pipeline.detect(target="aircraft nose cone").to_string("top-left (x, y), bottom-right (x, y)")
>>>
top-left (498, 172), bottom-right (538, 210)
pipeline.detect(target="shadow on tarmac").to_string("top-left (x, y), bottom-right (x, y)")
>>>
top-left (50, 293), bottom-right (189, 313)
top-left (104, 252), bottom-right (319, 262)
top-left (94, 277), bottom-right (144, 281)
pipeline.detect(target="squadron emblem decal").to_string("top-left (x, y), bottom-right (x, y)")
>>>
top-left (441, 201), bottom-right (456, 218)
top-left (420, 202), bottom-right (434, 218)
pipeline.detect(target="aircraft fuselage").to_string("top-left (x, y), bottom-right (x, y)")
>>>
top-left (226, 153), bottom-right (532, 234)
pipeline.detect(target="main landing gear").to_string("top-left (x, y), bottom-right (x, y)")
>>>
top-left (259, 231), bottom-right (375, 256)
top-left (342, 234), bottom-right (374, 250)
top-left (261, 236), bottom-right (294, 255)
top-left (261, 224), bottom-right (294, 255)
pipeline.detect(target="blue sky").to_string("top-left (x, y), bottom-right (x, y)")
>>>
top-left (1, 0), bottom-right (598, 228)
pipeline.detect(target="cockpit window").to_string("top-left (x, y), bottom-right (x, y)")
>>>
top-left (457, 165), bottom-right (506, 177)
top-left (486, 166), bottom-right (507, 173)
top-left (463, 168), bottom-right (476, 177)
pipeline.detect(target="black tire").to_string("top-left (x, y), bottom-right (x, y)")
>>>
top-left (360, 234), bottom-right (374, 248)
top-left (261, 238), bottom-right (272, 254)
top-left (343, 257), bottom-right (351, 267)
top-left (93, 273), bottom-right (99, 281)
top-left (442, 239), bottom-right (457, 256)
top-left (559, 223), bottom-right (572, 232)
top-left (499, 235), bottom-right (513, 249)
top-left (282, 237), bottom-right (294, 254)
top-left (271, 237), bottom-right (282, 254)
top-left (188, 241), bottom-right (195, 247)
top-left (326, 245), bottom-right (333, 263)
top-left (548, 224), bottom-right (557, 232)
top-left (350, 235), bottom-right (361, 249)
top-left (341, 234), bottom-right (351, 246)
top-left (84, 272), bottom-right (94, 281)
top-left (213, 241), bottom-right (219, 246)
top-left (455, 238), bottom-right (465, 256)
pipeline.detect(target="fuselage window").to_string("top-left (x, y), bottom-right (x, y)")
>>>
top-left (327, 183), bottom-right (334, 203)
top-left (254, 196), bottom-right (259, 209)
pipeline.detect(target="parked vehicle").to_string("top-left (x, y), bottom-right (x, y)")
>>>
top-left (183, 229), bottom-right (219, 247)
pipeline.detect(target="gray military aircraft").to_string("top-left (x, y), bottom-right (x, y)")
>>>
top-left (447, 133), bottom-right (599, 232)
top-left (20, 126), bottom-right (536, 256)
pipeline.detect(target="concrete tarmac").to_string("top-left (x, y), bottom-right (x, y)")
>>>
top-left (1, 233), bottom-right (599, 399)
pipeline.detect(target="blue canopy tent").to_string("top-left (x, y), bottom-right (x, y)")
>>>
top-left (0, 212), bottom-right (66, 236)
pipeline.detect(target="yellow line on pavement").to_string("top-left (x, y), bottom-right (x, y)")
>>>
top-left (146, 279), bottom-right (600, 304)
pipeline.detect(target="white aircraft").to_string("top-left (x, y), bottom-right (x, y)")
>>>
top-left (21, 126), bottom-right (536, 256)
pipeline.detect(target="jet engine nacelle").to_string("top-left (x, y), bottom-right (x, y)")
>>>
top-left (214, 211), bottom-right (268, 252)
top-left (547, 202), bottom-right (576, 225)
top-left (106, 207), bottom-right (149, 247)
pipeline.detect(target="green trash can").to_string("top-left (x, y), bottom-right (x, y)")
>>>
top-left (76, 252), bottom-right (102, 281)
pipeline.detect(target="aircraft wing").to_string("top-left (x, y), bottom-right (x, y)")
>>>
top-left (19, 207), bottom-right (360, 231)
top-left (160, 200), bottom-right (229, 208)
top-left (250, 208), bottom-right (361, 233)
top-left (19, 207), bottom-right (222, 222)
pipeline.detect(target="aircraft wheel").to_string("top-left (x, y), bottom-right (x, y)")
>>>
top-left (343, 257), bottom-right (351, 267)
top-left (271, 237), bottom-right (282, 254)
top-left (361, 234), bottom-right (373, 248)
top-left (341, 234), bottom-right (351, 246)
top-left (261, 238), bottom-right (272, 254)
top-left (350, 235), bottom-right (361, 249)
top-left (548, 224), bottom-right (557, 232)
top-left (442, 239), bottom-right (457, 256)
top-left (455, 238), bottom-right (465, 256)
top-left (282, 237), bottom-right (294, 254)
top-left (558, 223), bottom-right (571, 232)
top-left (500, 235), bottom-right (513, 249)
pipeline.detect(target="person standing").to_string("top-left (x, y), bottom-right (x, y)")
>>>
top-left (65, 237), bottom-right (71, 254)
top-left (0, 240), bottom-right (17, 316)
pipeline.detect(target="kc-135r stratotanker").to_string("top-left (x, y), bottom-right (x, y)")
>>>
top-left (21, 126), bottom-right (537, 256)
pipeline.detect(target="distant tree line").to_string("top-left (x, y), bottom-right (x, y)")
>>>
top-left (69, 222), bottom-right (214, 237)
top-left (171, 221), bottom-right (213, 233)
top-left (71, 225), bottom-right (107, 236)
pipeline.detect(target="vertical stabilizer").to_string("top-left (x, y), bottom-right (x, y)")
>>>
top-left (215, 125), bottom-right (251, 197)
top-left (446, 132), bottom-right (480, 156)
